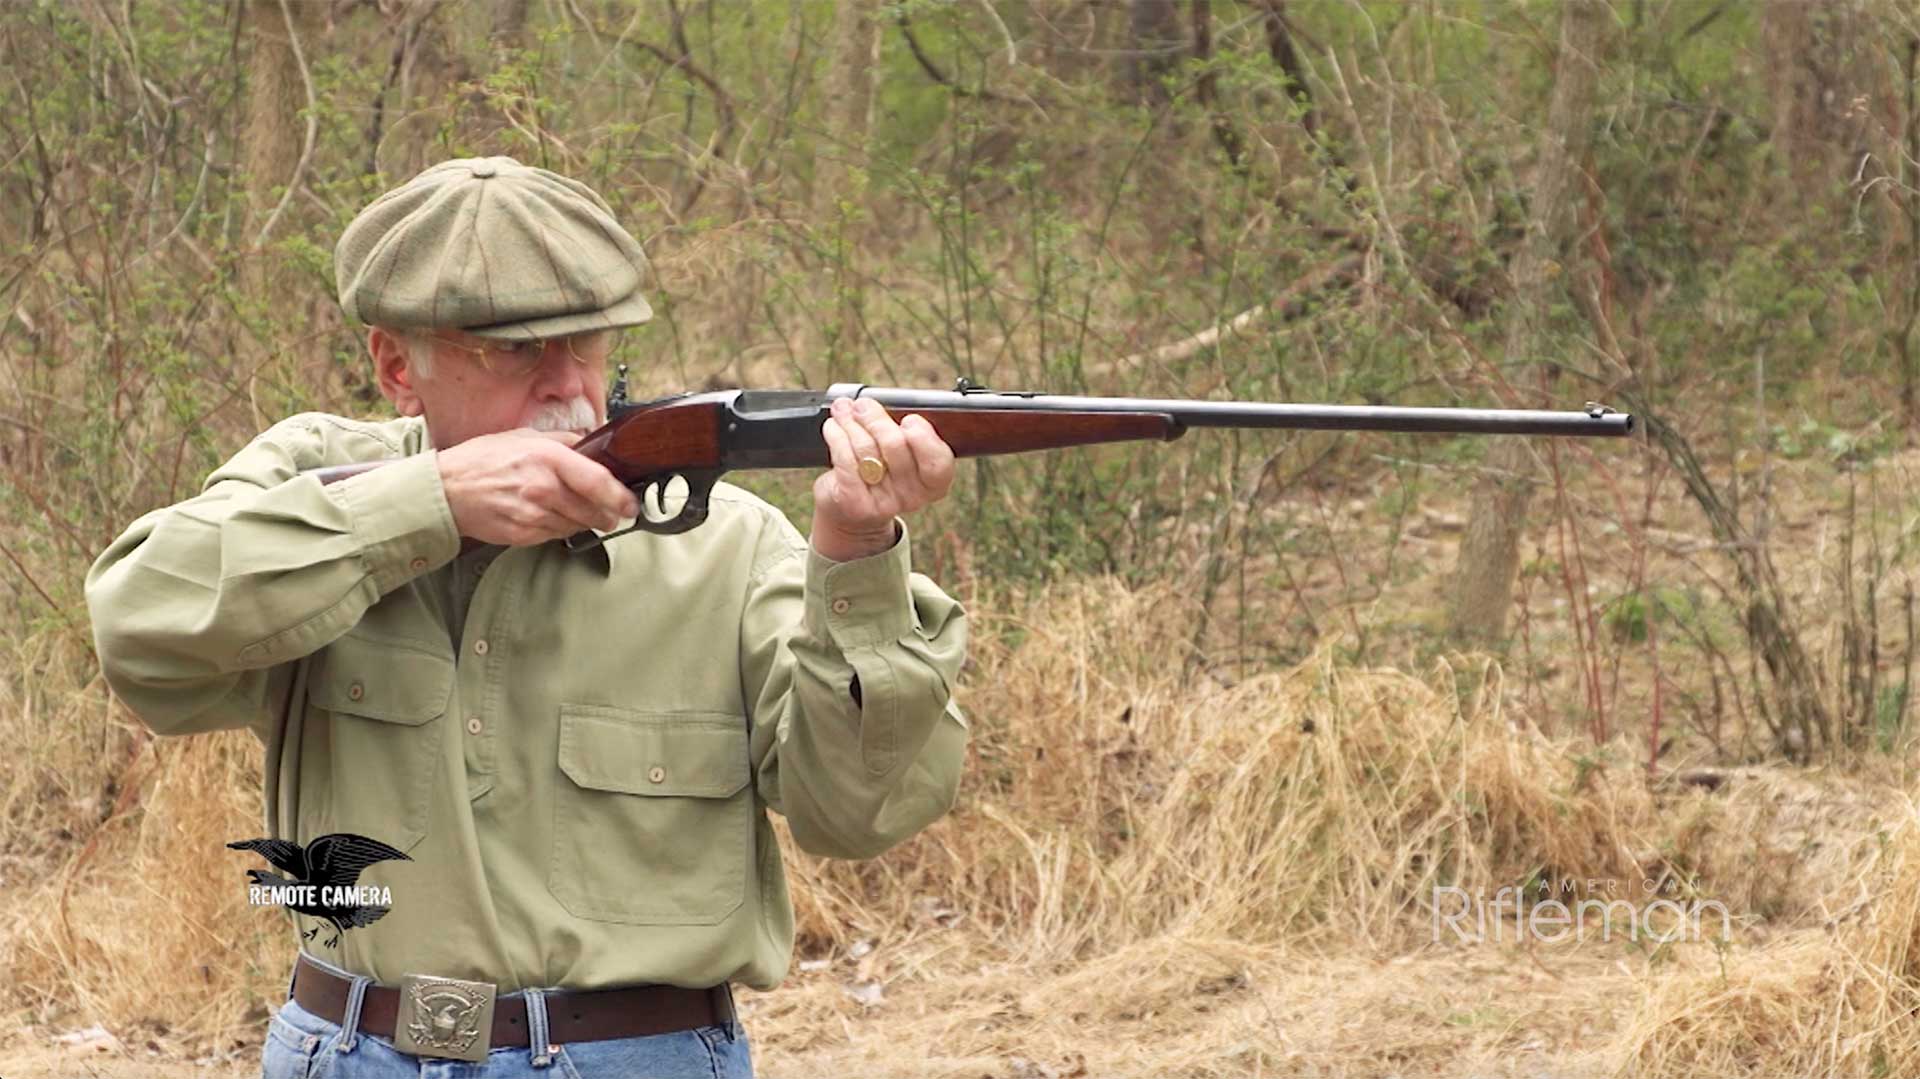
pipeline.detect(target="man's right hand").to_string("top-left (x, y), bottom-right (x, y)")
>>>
top-left (436, 430), bottom-right (641, 546)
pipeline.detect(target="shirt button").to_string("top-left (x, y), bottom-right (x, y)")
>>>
top-left (347, 682), bottom-right (365, 701)
top-left (466, 717), bottom-right (483, 735)
top-left (473, 639), bottom-right (490, 656)
top-left (409, 557), bottom-right (428, 572)
top-left (831, 598), bottom-right (852, 615)
top-left (648, 766), bottom-right (666, 784)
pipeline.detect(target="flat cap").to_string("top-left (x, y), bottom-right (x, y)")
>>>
top-left (335, 156), bottom-right (653, 339)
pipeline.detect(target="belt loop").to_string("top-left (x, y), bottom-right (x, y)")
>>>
top-left (718, 984), bottom-right (738, 1043)
top-left (336, 972), bottom-right (373, 1054)
top-left (526, 988), bottom-right (555, 1068)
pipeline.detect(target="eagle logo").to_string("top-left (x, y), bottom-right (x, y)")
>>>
top-left (228, 833), bottom-right (411, 948)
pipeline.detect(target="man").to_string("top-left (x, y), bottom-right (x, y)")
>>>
top-left (84, 157), bottom-right (970, 1078)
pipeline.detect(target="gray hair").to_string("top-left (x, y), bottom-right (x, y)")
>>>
top-left (395, 330), bottom-right (435, 378)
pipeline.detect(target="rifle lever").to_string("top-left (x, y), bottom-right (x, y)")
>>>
top-left (563, 468), bottom-right (723, 553)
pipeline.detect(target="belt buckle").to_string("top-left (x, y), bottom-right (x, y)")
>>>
top-left (393, 973), bottom-right (496, 1063)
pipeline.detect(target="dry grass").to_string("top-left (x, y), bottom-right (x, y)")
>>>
top-left (1615, 794), bottom-right (1920, 1077)
top-left (7, 575), bottom-right (1920, 1077)
top-left (793, 577), bottom-right (1665, 959)
top-left (1, 719), bottom-right (282, 1051)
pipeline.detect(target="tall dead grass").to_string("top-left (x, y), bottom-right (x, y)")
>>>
top-left (1616, 793), bottom-right (1920, 1075)
top-left (790, 577), bottom-right (1670, 964)
top-left (1, 703), bottom-right (280, 1049)
top-left (7, 574), bottom-right (1920, 1076)
top-left (775, 577), bottom-right (1920, 1075)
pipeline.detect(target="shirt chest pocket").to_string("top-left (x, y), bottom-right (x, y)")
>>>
top-left (306, 633), bottom-right (453, 855)
top-left (549, 706), bottom-right (752, 926)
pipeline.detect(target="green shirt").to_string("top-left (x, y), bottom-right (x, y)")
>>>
top-left (83, 413), bottom-right (969, 992)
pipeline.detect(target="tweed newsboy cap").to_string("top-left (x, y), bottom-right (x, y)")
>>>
top-left (334, 156), bottom-right (653, 339)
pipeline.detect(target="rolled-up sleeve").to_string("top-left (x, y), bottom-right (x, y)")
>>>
top-left (83, 416), bottom-right (460, 739)
top-left (741, 516), bottom-right (969, 860)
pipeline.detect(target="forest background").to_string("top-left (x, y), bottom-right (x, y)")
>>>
top-left (6, 0), bottom-right (1920, 1076)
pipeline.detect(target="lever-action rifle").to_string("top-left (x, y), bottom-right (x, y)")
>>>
top-left (312, 370), bottom-right (1633, 549)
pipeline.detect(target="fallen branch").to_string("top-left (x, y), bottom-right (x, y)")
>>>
top-left (1104, 254), bottom-right (1361, 373)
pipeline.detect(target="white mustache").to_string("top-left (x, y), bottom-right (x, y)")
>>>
top-left (527, 397), bottom-right (599, 433)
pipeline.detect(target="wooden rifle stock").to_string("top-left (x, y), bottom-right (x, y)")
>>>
top-left (308, 379), bottom-right (1634, 547)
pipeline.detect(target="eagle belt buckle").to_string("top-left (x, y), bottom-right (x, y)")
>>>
top-left (394, 973), bottom-right (496, 1063)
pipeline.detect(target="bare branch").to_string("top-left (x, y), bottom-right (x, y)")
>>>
top-left (895, 11), bottom-right (1014, 104)
top-left (977, 0), bottom-right (1017, 67)
top-left (578, 10), bottom-right (739, 220)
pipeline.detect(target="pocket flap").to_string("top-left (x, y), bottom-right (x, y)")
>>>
top-left (309, 633), bottom-right (454, 725)
top-left (558, 707), bottom-right (750, 798)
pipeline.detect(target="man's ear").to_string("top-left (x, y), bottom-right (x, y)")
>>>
top-left (368, 327), bottom-right (425, 417)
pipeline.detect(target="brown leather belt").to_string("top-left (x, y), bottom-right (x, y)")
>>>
top-left (291, 952), bottom-right (733, 1056)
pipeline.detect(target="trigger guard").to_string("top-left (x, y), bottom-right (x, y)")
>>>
top-left (624, 472), bottom-right (714, 535)
top-left (564, 470), bottom-right (720, 550)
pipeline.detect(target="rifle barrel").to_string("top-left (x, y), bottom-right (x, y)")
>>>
top-left (850, 387), bottom-right (1634, 438)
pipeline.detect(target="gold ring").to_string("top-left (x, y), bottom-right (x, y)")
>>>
top-left (857, 456), bottom-right (887, 485)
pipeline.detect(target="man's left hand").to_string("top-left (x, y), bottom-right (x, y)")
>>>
top-left (811, 397), bottom-right (956, 562)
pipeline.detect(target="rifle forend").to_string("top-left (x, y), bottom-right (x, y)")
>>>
top-left (309, 378), bottom-right (1634, 548)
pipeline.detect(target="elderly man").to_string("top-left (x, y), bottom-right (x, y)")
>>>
top-left (84, 157), bottom-right (969, 1078)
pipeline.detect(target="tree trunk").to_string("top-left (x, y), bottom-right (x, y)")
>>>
top-left (240, 0), bottom-right (318, 234)
top-left (813, 0), bottom-right (882, 219)
top-left (233, 0), bottom-right (322, 388)
top-left (1761, 0), bottom-right (1867, 194)
top-left (1445, 0), bottom-right (1608, 646)
top-left (1126, 0), bottom-right (1183, 106)
top-left (1192, 0), bottom-right (1243, 169)
top-left (1253, 0), bottom-right (1316, 138)
top-left (489, 0), bottom-right (531, 50)
top-left (239, 0), bottom-right (321, 323)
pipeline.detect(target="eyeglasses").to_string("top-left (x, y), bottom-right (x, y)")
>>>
top-left (427, 330), bottom-right (618, 378)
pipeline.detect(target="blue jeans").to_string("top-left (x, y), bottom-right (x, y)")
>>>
top-left (260, 957), bottom-right (754, 1079)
